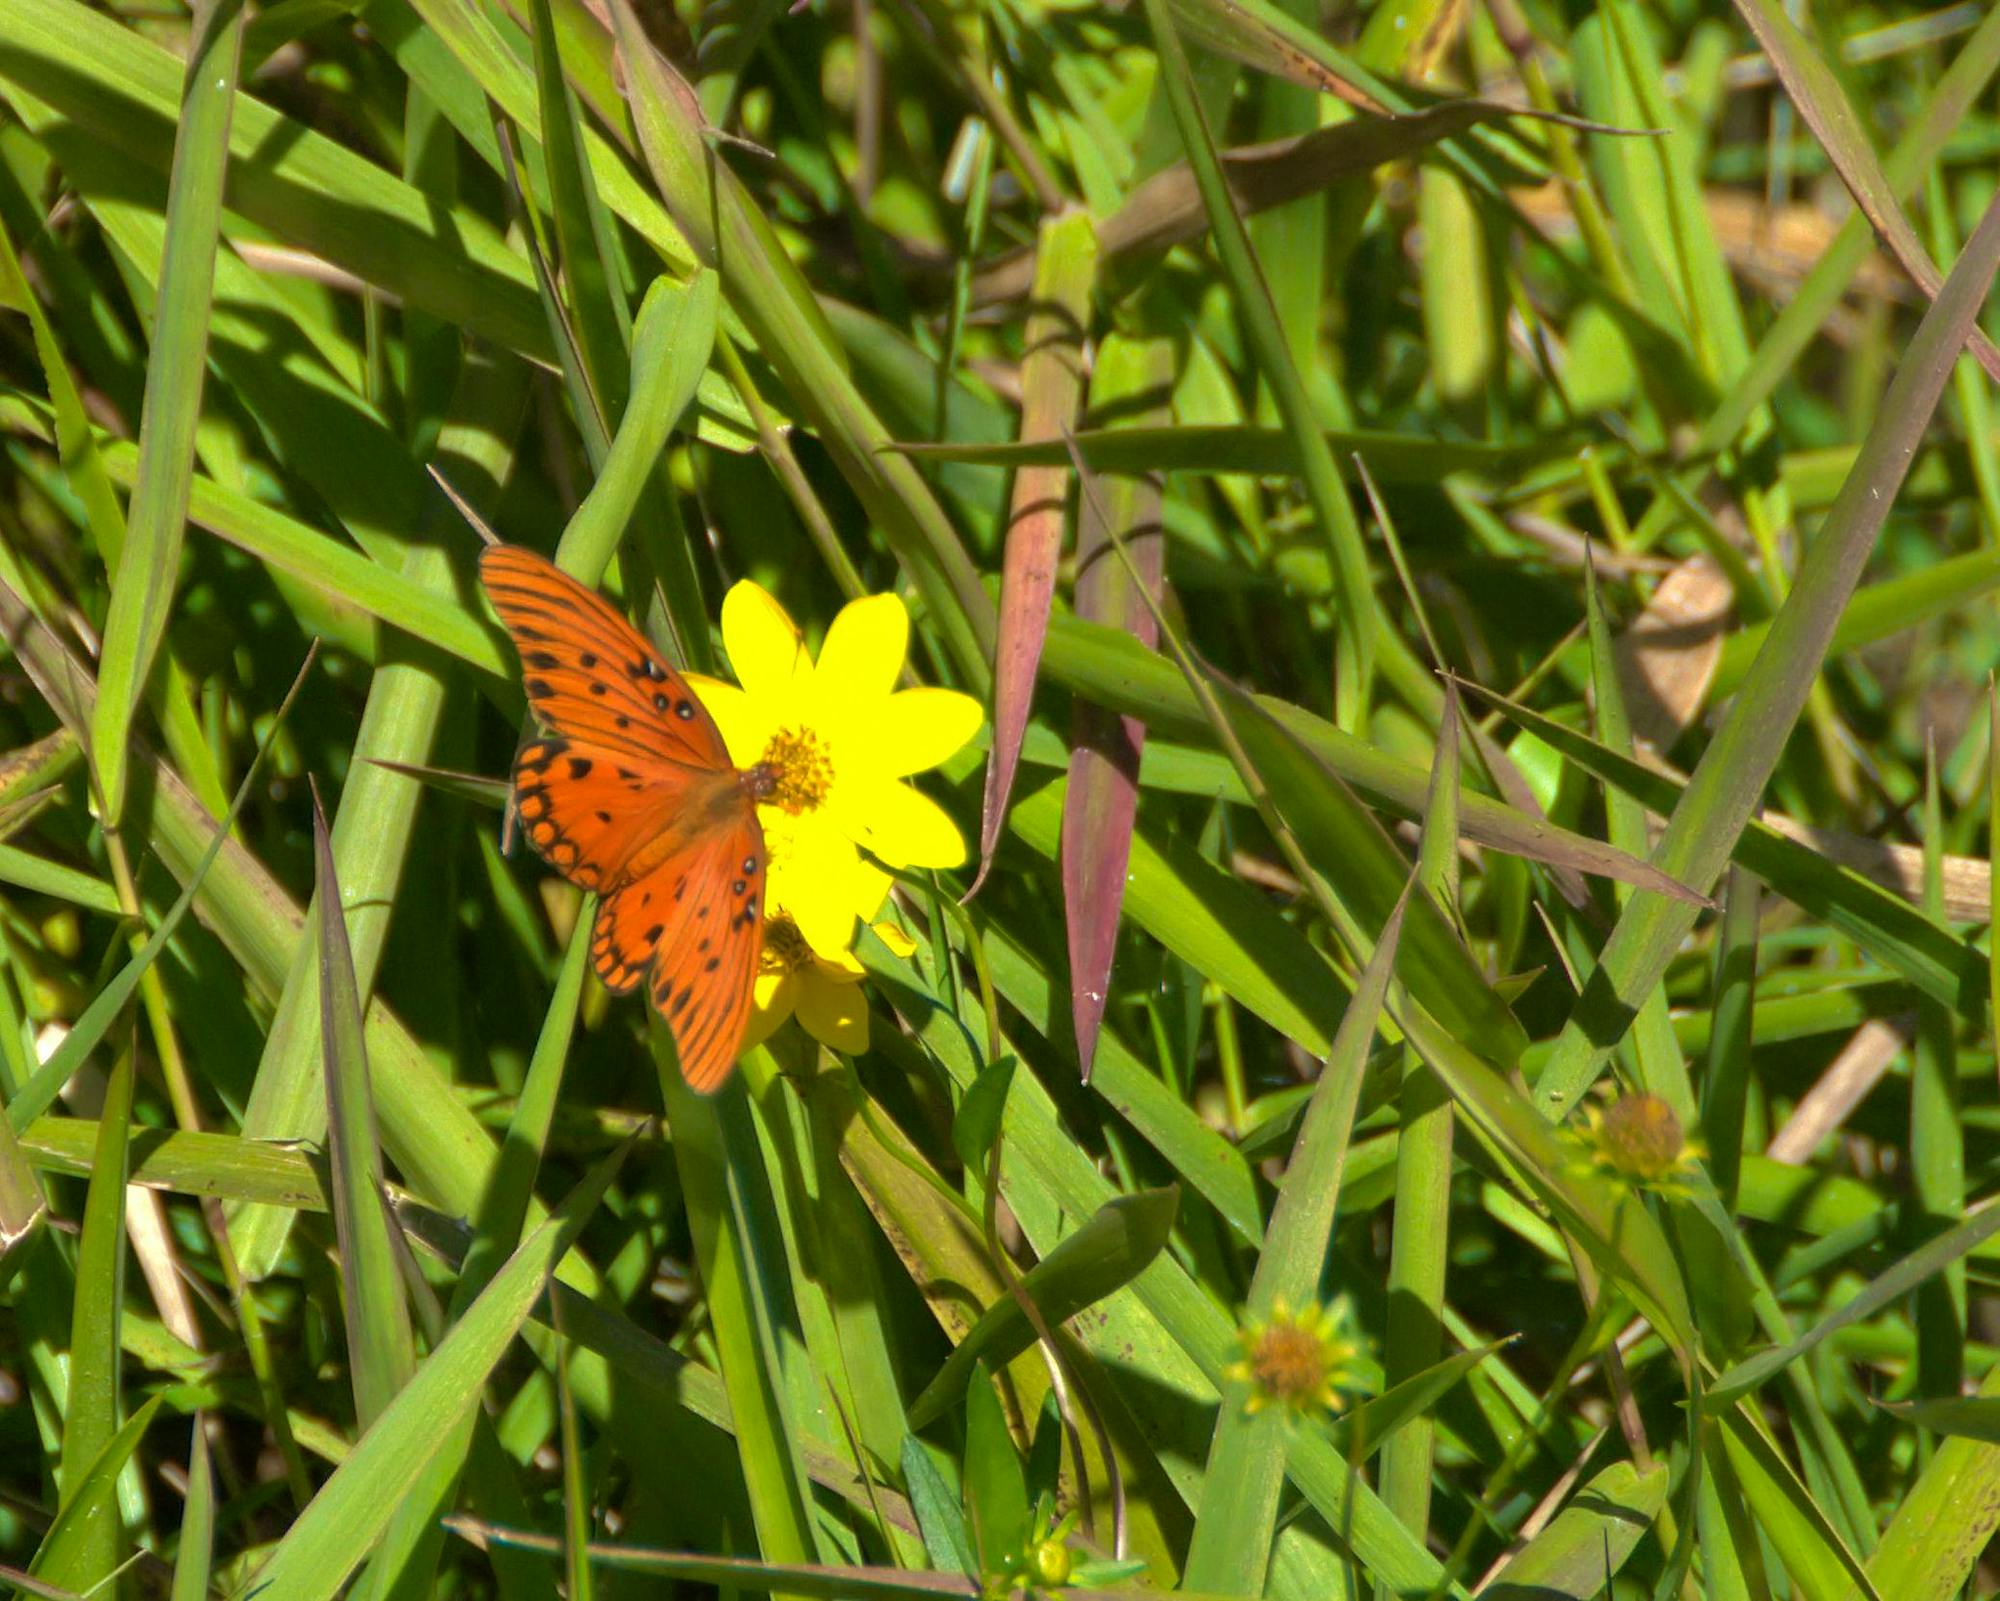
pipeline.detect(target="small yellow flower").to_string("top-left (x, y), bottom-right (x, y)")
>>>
top-left (743, 909), bottom-right (919, 1056)
top-left (687, 583), bottom-right (982, 960)
top-left (1567, 1092), bottom-right (1705, 1200)
top-left (1224, 1298), bottom-right (1358, 1418)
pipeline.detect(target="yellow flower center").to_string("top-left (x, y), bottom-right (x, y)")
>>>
top-left (761, 726), bottom-right (835, 815)
top-left (1249, 1321), bottom-right (1333, 1404)
top-left (1597, 1094), bottom-right (1686, 1181)
top-left (759, 915), bottom-right (814, 978)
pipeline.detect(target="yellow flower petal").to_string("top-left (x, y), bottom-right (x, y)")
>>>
top-left (859, 687), bottom-right (985, 779)
top-left (684, 675), bottom-right (776, 771)
top-left (812, 945), bottom-right (867, 981)
top-left (722, 581), bottom-right (808, 703)
top-left (838, 778), bottom-right (967, 869)
top-left (871, 918), bottom-right (918, 958)
top-left (813, 593), bottom-right (908, 707)
top-left (797, 971), bottom-right (870, 1053)
top-left (743, 969), bottom-right (800, 1050)
top-left (765, 816), bottom-right (866, 957)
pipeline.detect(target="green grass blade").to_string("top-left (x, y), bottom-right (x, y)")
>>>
top-left (906, 1187), bottom-right (1178, 1428)
top-left (170, 1418), bottom-right (214, 1601)
top-left (606, 0), bottom-right (992, 684)
top-left (1138, 0), bottom-right (1374, 726)
top-left (36, 1039), bottom-right (134, 1590)
top-left (313, 785), bottom-right (417, 1431)
top-left (1183, 883), bottom-right (1410, 1593)
top-left (1473, 1461), bottom-right (1666, 1600)
top-left (88, 0), bottom-right (245, 825)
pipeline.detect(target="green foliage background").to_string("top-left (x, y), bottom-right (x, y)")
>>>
top-left (1, 0), bottom-right (1999, 1594)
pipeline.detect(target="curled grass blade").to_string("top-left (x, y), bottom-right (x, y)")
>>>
top-left (906, 1187), bottom-right (1179, 1428)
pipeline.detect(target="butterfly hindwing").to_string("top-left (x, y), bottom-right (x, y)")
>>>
top-left (591, 819), bottom-right (766, 1091)
top-left (480, 544), bottom-right (731, 767)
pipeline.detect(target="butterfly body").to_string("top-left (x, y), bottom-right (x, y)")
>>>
top-left (481, 544), bottom-right (773, 1092)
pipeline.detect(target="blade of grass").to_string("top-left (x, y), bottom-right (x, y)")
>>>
top-left (974, 208), bottom-right (1095, 892)
top-left (231, 348), bottom-right (527, 1278)
top-left (1138, 0), bottom-right (1375, 727)
top-left (1376, 690), bottom-right (1461, 1584)
top-left (169, 1418), bottom-right (213, 1601)
top-left (313, 783), bottom-right (418, 1433)
top-left (89, 0), bottom-right (245, 826)
top-left (1062, 330), bottom-right (1170, 1078)
top-left (1730, 0), bottom-right (2000, 383)
top-left (1183, 882), bottom-right (1412, 1594)
top-left (906, 1188), bottom-right (1178, 1428)
top-left (35, 1036), bottom-right (134, 1593)
top-left (656, 1035), bottom-right (821, 1573)
top-left (606, 0), bottom-right (992, 686)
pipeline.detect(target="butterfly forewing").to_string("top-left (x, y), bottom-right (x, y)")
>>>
top-left (514, 736), bottom-right (709, 892)
top-left (481, 543), bottom-right (770, 1092)
top-left (480, 545), bottom-right (730, 767)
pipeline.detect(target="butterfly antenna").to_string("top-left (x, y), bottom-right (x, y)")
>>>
top-left (428, 463), bottom-right (502, 548)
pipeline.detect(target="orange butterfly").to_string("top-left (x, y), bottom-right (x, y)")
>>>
top-left (480, 544), bottom-right (776, 1091)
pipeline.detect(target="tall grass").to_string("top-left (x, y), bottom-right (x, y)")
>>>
top-left (1, 0), bottom-right (1999, 1595)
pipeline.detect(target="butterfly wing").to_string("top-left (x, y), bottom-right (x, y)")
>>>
top-left (593, 815), bottom-right (767, 1090)
top-left (480, 544), bottom-right (732, 768)
top-left (514, 736), bottom-right (712, 892)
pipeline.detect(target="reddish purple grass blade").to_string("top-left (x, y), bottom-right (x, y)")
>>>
top-left (972, 214), bottom-right (1097, 897)
top-left (1061, 333), bottom-right (1171, 1081)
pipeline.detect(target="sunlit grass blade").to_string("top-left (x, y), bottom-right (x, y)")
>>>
top-left (655, 1036), bottom-right (820, 1571)
top-left (312, 782), bottom-right (417, 1434)
top-left (88, 0), bottom-right (245, 826)
top-left (3, 646), bottom-right (317, 1135)
top-left (606, 0), bottom-right (992, 684)
top-left (1471, 1461), bottom-right (1665, 1599)
top-left (230, 351), bottom-right (525, 1278)
top-left (34, 1037), bottom-right (135, 1592)
top-left (30, 1390), bottom-right (186, 1588)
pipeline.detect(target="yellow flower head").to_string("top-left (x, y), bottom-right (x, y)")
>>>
top-left (1567, 1092), bottom-right (1705, 1200)
top-left (1224, 1298), bottom-right (1358, 1419)
top-left (687, 583), bottom-right (982, 961)
top-left (744, 908), bottom-right (918, 1056)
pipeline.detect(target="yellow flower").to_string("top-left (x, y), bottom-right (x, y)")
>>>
top-left (1224, 1298), bottom-right (1358, 1419)
top-left (743, 909), bottom-right (918, 1056)
top-left (687, 583), bottom-right (981, 959)
top-left (1566, 1092), bottom-right (1705, 1200)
